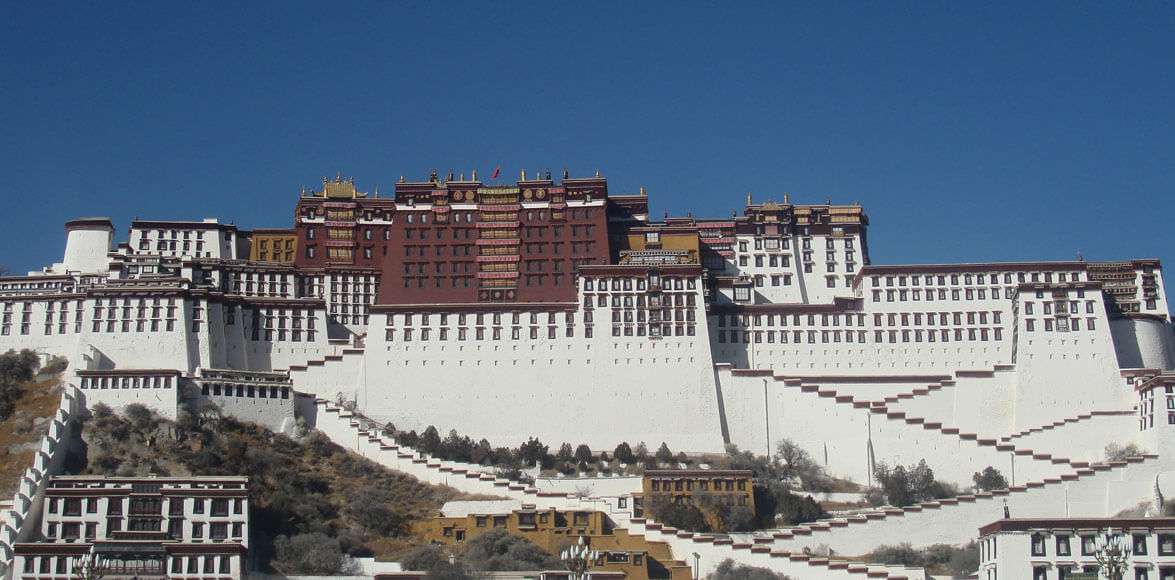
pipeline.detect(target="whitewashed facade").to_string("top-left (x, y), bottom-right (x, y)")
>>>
top-left (0, 187), bottom-right (1173, 569)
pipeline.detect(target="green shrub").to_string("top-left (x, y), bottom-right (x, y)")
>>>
top-left (873, 460), bottom-right (957, 507)
top-left (272, 533), bottom-right (353, 575)
top-left (707, 558), bottom-right (791, 580)
top-left (0, 349), bottom-right (39, 421)
top-left (972, 466), bottom-right (1008, 491)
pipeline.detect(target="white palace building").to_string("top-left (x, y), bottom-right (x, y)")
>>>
top-left (1, 172), bottom-right (1174, 574)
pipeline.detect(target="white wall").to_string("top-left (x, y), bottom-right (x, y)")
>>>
top-left (714, 367), bottom-right (1069, 487)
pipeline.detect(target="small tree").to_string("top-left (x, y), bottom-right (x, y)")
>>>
top-left (462, 529), bottom-right (562, 571)
top-left (649, 499), bottom-right (711, 532)
top-left (574, 444), bottom-right (593, 464)
top-left (419, 426), bottom-right (442, 454)
top-left (518, 437), bottom-right (548, 467)
top-left (556, 442), bottom-right (574, 463)
top-left (972, 466), bottom-right (1008, 491)
top-left (775, 439), bottom-right (829, 490)
top-left (272, 533), bottom-right (354, 575)
top-left (707, 558), bottom-right (791, 580)
top-left (635, 441), bottom-right (649, 460)
top-left (655, 442), bottom-right (674, 463)
top-left (381, 422), bottom-right (396, 437)
top-left (613, 442), bottom-right (635, 463)
top-left (1106, 443), bottom-right (1144, 462)
top-left (874, 459), bottom-right (955, 507)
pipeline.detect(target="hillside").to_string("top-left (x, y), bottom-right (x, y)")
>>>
top-left (0, 352), bottom-right (64, 498)
top-left (68, 403), bottom-right (501, 573)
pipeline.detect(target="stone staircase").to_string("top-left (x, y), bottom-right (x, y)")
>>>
top-left (614, 512), bottom-right (926, 579)
top-left (788, 379), bottom-right (1085, 470)
top-left (310, 399), bottom-right (927, 578)
top-left (794, 366), bottom-right (1138, 464)
top-left (727, 453), bottom-right (1159, 556)
top-left (285, 347), bottom-right (365, 398)
top-left (723, 369), bottom-right (1082, 486)
top-left (1001, 410), bottom-right (1138, 443)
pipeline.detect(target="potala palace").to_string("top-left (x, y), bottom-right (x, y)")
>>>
top-left (2, 171), bottom-right (1174, 578)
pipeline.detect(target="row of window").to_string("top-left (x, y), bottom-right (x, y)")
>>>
top-left (47, 496), bottom-right (243, 517)
top-left (391, 325), bottom-right (579, 342)
top-left (78, 375), bottom-right (175, 389)
top-left (737, 236), bottom-right (856, 253)
top-left (873, 287), bottom-right (1014, 302)
top-left (648, 478), bottom-right (747, 492)
top-left (1024, 299), bottom-right (1096, 315)
top-left (716, 311), bottom-right (1004, 329)
top-left (582, 277), bottom-right (696, 292)
top-left (871, 270), bottom-right (1084, 289)
top-left (1023, 317), bottom-right (1097, 332)
top-left (22, 554), bottom-right (234, 576)
top-left (1029, 531), bottom-right (1172, 557)
top-left (717, 327), bottom-right (1004, 344)
top-left (392, 312), bottom-right (575, 326)
top-left (585, 292), bottom-right (697, 309)
top-left (611, 323), bottom-right (696, 338)
top-left (200, 383), bottom-right (291, 400)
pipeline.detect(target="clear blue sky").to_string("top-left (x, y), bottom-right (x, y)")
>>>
top-left (2, 3), bottom-right (1172, 284)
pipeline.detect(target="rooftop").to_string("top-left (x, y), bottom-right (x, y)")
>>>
top-left (979, 517), bottom-right (1175, 535)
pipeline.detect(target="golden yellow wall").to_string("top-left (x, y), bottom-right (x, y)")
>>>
top-left (413, 509), bottom-right (691, 580)
top-left (251, 234), bottom-right (297, 263)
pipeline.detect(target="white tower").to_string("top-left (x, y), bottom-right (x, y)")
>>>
top-left (60, 217), bottom-right (113, 273)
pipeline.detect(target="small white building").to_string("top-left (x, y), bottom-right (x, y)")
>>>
top-left (977, 517), bottom-right (1175, 580)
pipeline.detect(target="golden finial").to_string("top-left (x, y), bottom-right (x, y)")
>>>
top-left (471, 169), bottom-right (478, 181)
top-left (521, 169), bottom-right (527, 180)
top-left (594, 169), bottom-right (601, 177)
top-left (784, 193), bottom-right (790, 204)
top-left (746, 192), bottom-right (753, 206)
top-left (639, 186), bottom-right (647, 196)
top-left (399, 175), bottom-right (405, 183)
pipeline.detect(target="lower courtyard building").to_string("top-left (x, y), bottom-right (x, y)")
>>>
top-left (978, 517), bottom-right (1175, 580)
top-left (12, 475), bottom-right (249, 580)
top-left (414, 501), bottom-right (693, 580)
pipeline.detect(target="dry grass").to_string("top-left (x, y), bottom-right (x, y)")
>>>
top-left (0, 373), bottom-right (64, 497)
top-left (75, 406), bottom-right (505, 566)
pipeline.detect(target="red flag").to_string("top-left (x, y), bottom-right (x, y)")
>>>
top-left (490, 165), bottom-right (501, 180)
